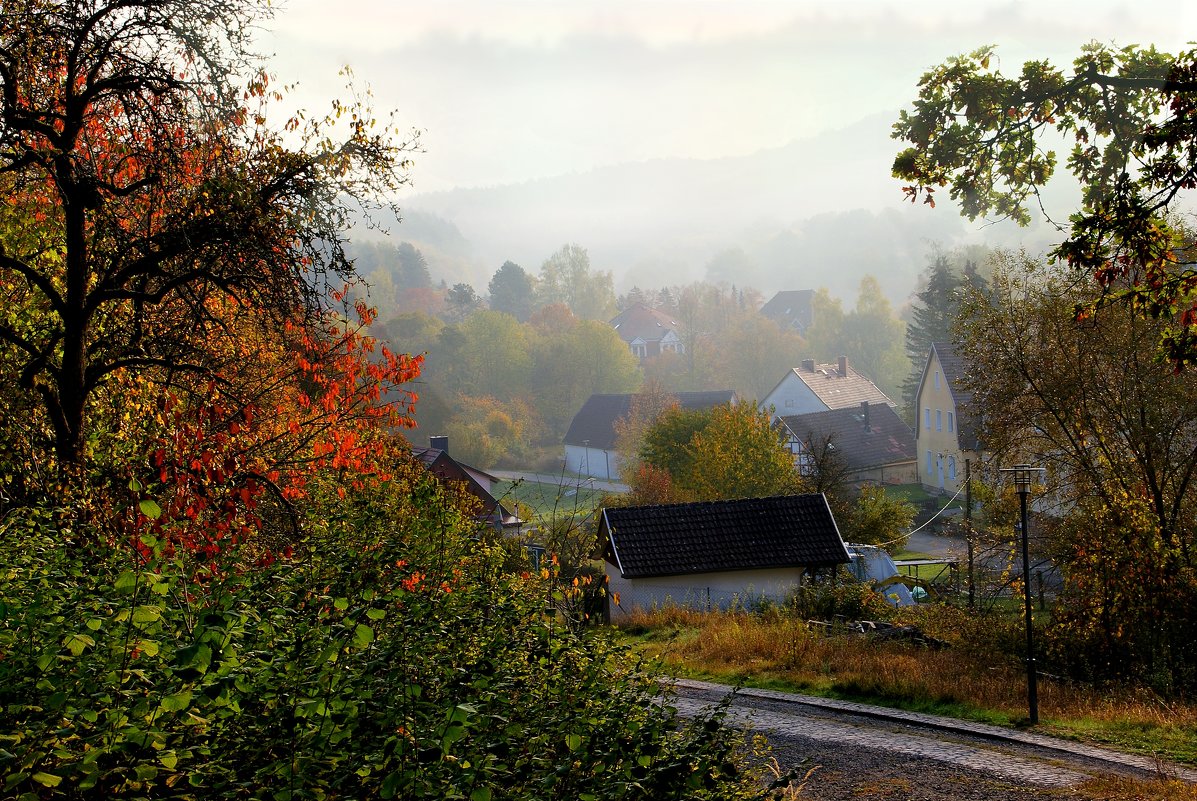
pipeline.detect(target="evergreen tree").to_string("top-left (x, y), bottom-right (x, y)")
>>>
top-left (901, 256), bottom-right (966, 414)
top-left (395, 241), bottom-right (432, 289)
top-left (488, 260), bottom-right (536, 321)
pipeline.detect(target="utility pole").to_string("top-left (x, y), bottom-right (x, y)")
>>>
top-left (965, 458), bottom-right (974, 609)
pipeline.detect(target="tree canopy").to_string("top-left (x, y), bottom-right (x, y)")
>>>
top-left (0, 0), bottom-right (418, 472)
top-left (893, 43), bottom-right (1197, 366)
top-left (632, 403), bottom-right (804, 503)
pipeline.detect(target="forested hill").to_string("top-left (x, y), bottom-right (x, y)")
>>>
top-left (389, 112), bottom-right (1068, 303)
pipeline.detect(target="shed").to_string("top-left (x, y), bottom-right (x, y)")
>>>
top-left (600, 494), bottom-right (850, 619)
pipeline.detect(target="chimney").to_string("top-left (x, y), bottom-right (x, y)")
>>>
top-left (860, 401), bottom-right (870, 430)
top-left (800, 358), bottom-right (816, 372)
top-left (429, 435), bottom-right (448, 452)
top-left (838, 355), bottom-right (849, 377)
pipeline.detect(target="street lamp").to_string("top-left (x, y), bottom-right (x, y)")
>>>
top-left (1000, 463), bottom-right (1045, 724)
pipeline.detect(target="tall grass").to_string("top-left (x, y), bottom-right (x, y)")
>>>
top-left (616, 604), bottom-right (1197, 764)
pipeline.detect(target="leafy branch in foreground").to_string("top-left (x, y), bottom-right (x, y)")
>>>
top-left (893, 42), bottom-right (1197, 366)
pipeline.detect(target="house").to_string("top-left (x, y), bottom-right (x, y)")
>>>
top-left (779, 401), bottom-right (917, 486)
top-left (759, 290), bottom-right (815, 334)
top-left (914, 342), bottom-right (983, 493)
top-left (608, 303), bottom-right (684, 362)
top-left (562, 390), bottom-right (738, 480)
top-left (762, 357), bottom-right (896, 418)
top-left (411, 436), bottom-right (522, 530)
top-left (600, 494), bottom-right (850, 619)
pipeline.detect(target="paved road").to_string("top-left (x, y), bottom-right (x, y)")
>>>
top-left (671, 679), bottom-right (1197, 799)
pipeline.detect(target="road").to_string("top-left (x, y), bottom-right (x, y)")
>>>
top-left (671, 679), bottom-right (1197, 800)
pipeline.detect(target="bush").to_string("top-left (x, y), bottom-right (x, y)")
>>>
top-left (0, 479), bottom-right (760, 800)
top-left (786, 569), bottom-right (896, 622)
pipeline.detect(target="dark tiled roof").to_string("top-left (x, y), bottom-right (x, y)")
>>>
top-left (931, 342), bottom-right (982, 450)
top-left (563, 391), bottom-right (738, 449)
top-left (410, 447), bottom-right (519, 527)
top-left (601, 494), bottom-right (849, 579)
top-left (760, 290), bottom-right (815, 331)
top-left (608, 303), bottom-right (683, 343)
top-left (779, 402), bottom-right (915, 471)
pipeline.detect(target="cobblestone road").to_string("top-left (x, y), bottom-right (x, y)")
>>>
top-left (671, 680), bottom-right (1197, 800)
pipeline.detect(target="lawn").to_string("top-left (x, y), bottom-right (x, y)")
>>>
top-left (494, 478), bottom-right (606, 518)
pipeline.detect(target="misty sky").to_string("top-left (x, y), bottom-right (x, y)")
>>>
top-left (262, 1), bottom-right (1194, 195)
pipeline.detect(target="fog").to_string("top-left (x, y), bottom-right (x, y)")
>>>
top-left (260, 0), bottom-right (1195, 301)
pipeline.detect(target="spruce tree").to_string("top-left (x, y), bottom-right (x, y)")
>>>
top-left (902, 256), bottom-right (966, 415)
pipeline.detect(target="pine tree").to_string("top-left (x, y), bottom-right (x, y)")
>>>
top-left (901, 256), bottom-right (966, 415)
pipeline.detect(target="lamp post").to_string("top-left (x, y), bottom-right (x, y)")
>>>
top-left (1000, 463), bottom-right (1045, 724)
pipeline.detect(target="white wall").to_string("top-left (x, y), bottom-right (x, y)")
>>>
top-left (606, 567), bottom-right (805, 620)
top-left (563, 443), bottom-right (620, 480)
top-left (762, 372), bottom-right (826, 418)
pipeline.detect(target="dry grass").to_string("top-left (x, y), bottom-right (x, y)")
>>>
top-left (616, 606), bottom-right (1197, 763)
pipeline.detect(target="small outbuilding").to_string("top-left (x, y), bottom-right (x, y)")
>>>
top-left (599, 494), bottom-right (850, 620)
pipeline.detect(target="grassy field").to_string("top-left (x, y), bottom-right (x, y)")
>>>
top-left (614, 605), bottom-right (1197, 772)
top-left (494, 479), bottom-right (606, 518)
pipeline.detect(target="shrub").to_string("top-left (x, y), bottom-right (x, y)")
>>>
top-left (786, 569), bottom-right (896, 622)
top-left (0, 478), bottom-right (760, 800)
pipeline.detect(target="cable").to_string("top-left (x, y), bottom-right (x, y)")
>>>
top-left (868, 484), bottom-right (965, 550)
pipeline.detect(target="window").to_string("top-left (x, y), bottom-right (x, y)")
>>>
top-left (948, 456), bottom-right (956, 481)
top-left (785, 398), bottom-right (795, 408)
top-left (934, 370), bottom-right (940, 390)
top-left (924, 408), bottom-right (930, 429)
top-left (631, 343), bottom-right (646, 358)
top-left (948, 411), bottom-right (954, 433)
top-left (926, 450), bottom-right (933, 474)
top-left (935, 409), bottom-right (942, 431)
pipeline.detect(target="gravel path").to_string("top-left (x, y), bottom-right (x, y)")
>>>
top-left (670, 681), bottom-right (1195, 800)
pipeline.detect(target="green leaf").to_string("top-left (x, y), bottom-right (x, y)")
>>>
top-left (31, 772), bottom-right (62, 788)
top-left (160, 691), bottom-right (193, 713)
top-left (62, 633), bottom-right (95, 656)
top-left (114, 570), bottom-right (139, 593)
top-left (85, 617), bottom-right (103, 631)
top-left (352, 623), bottom-right (374, 647)
top-left (132, 605), bottom-right (162, 625)
top-left (158, 751), bottom-right (178, 770)
top-left (333, 597), bottom-right (349, 611)
top-left (565, 733), bottom-right (582, 751)
top-left (470, 789), bottom-right (492, 801)
top-left (139, 499), bottom-right (162, 519)
top-left (366, 607), bottom-right (386, 620)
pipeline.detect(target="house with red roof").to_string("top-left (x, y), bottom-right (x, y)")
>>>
top-left (762, 357), bottom-right (896, 418)
top-left (608, 303), bottom-right (684, 362)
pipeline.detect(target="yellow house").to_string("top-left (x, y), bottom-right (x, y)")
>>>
top-left (915, 342), bottom-right (983, 493)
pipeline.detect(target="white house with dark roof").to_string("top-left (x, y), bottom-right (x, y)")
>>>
top-left (599, 494), bottom-right (850, 620)
top-left (563, 390), bottom-right (738, 480)
top-left (608, 303), bottom-right (684, 362)
top-left (762, 357), bottom-right (896, 418)
top-left (914, 342), bottom-right (983, 492)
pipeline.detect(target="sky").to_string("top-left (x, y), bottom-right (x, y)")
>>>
top-left (260, 1), bottom-right (1196, 195)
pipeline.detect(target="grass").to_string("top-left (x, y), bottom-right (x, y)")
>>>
top-left (494, 479), bottom-right (605, 518)
top-left (613, 605), bottom-right (1197, 769)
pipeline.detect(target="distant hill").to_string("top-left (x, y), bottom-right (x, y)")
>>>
top-left (375, 112), bottom-right (1070, 304)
